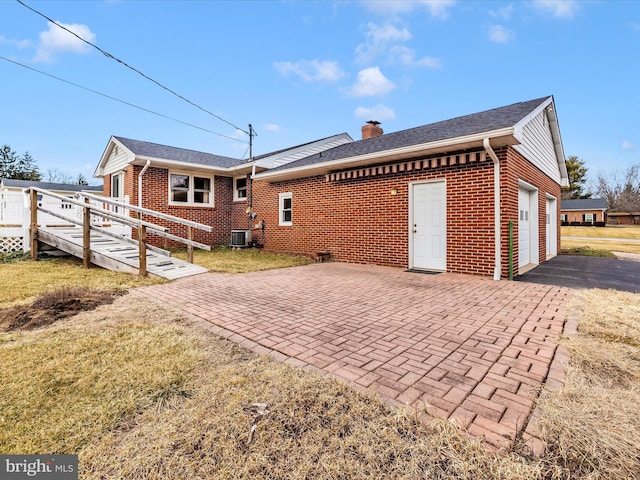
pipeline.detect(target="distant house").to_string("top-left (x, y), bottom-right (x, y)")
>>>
top-left (607, 211), bottom-right (640, 225)
top-left (92, 96), bottom-right (569, 279)
top-left (0, 178), bottom-right (103, 253)
top-left (560, 198), bottom-right (607, 225)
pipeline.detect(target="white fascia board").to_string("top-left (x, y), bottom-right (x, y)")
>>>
top-left (256, 133), bottom-right (354, 168)
top-left (133, 155), bottom-right (255, 176)
top-left (253, 128), bottom-right (516, 182)
top-left (94, 136), bottom-right (132, 178)
top-left (513, 96), bottom-right (568, 187)
top-left (512, 96), bottom-right (553, 141)
top-left (546, 103), bottom-right (569, 187)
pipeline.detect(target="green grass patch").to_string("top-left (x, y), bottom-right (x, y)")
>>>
top-left (560, 245), bottom-right (616, 257)
top-left (172, 246), bottom-right (313, 273)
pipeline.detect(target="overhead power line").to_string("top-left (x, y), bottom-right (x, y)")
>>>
top-left (0, 55), bottom-right (248, 143)
top-left (16, 0), bottom-right (249, 135)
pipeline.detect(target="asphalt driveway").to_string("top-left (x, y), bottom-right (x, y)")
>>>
top-left (137, 263), bottom-right (571, 449)
top-left (516, 255), bottom-right (640, 293)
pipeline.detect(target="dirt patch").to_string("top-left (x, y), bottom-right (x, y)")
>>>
top-left (0, 287), bottom-right (126, 332)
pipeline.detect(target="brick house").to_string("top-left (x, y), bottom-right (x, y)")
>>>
top-left (94, 96), bottom-right (568, 279)
top-left (251, 96), bottom-right (568, 279)
top-left (93, 133), bottom-right (352, 246)
top-left (560, 198), bottom-right (607, 225)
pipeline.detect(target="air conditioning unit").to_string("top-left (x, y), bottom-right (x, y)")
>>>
top-left (230, 229), bottom-right (251, 247)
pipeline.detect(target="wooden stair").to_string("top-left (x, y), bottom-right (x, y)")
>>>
top-left (37, 226), bottom-right (208, 280)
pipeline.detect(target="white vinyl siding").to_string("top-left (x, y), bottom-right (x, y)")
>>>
top-left (514, 109), bottom-right (561, 184)
top-left (103, 144), bottom-right (133, 175)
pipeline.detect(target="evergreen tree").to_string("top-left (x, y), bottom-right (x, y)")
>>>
top-left (561, 155), bottom-right (591, 199)
top-left (0, 145), bottom-right (41, 180)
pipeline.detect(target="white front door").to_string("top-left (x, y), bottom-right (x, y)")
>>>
top-left (411, 181), bottom-right (446, 271)
top-left (546, 197), bottom-right (557, 258)
top-left (518, 188), bottom-right (531, 267)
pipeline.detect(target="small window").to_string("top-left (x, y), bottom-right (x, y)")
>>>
top-left (560, 214), bottom-right (567, 222)
top-left (193, 176), bottom-right (211, 204)
top-left (169, 173), bottom-right (213, 205)
top-left (279, 192), bottom-right (292, 226)
top-left (584, 213), bottom-right (594, 223)
top-left (234, 177), bottom-right (247, 201)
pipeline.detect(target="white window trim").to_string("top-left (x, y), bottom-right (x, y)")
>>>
top-left (111, 172), bottom-right (124, 199)
top-left (233, 176), bottom-right (248, 202)
top-left (168, 171), bottom-right (215, 207)
top-left (279, 192), bottom-right (292, 226)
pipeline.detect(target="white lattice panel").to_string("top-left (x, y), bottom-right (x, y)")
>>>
top-left (0, 236), bottom-right (23, 254)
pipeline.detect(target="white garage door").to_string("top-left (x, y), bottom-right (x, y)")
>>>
top-left (518, 188), bottom-right (531, 268)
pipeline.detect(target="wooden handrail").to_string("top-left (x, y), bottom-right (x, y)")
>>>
top-left (31, 188), bottom-right (168, 232)
top-left (78, 191), bottom-right (213, 232)
top-left (28, 187), bottom-right (213, 275)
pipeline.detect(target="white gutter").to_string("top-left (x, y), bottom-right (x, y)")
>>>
top-left (138, 159), bottom-right (151, 207)
top-left (253, 127), bottom-right (516, 181)
top-left (483, 138), bottom-right (502, 281)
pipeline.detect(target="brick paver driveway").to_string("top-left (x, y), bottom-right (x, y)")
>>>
top-left (137, 263), bottom-right (571, 449)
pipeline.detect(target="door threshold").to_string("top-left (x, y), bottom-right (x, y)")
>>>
top-left (518, 263), bottom-right (537, 275)
top-left (405, 268), bottom-right (443, 275)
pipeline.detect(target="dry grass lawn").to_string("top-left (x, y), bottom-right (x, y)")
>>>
top-left (1, 253), bottom-right (639, 478)
top-left (172, 246), bottom-right (313, 273)
top-left (0, 256), bottom-right (164, 308)
top-left (561, 225), bottom-right (640, 255)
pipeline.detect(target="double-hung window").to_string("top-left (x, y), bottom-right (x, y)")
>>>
top-left (279, 192), bottom-right (292, 226)
top-left (234, 176), bottom-right (248, 201)
top-left (170, 173), bottom-right (213, 206)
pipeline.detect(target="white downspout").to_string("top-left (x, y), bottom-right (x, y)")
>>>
top-left (138, 160), bottom-right (151, 208)
top-left (483, 138), bottom-right (501, 281)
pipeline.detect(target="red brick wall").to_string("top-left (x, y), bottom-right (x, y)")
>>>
top-left (107, 167), bottom-right (234, 247)
top-left (251, 146), bottom-right (562, 278)
top-left (500, 147), bottom-right (562, 273)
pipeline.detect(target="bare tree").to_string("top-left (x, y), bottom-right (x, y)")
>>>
top-left (597, 164), bottom-right (640, 223)
top-left (44, 168), bottom-right (73, 184)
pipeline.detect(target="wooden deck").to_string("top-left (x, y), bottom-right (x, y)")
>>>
top-left (37, 226), bottom-right (208, 280)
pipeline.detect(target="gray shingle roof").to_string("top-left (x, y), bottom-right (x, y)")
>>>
top-left (114, 136), bottom-right (245, 168)
top-left (561, 198), bottom-right (608, 210)
top-left (268, 97), bottom-right (551, 172)
top-left (1, 178), bottom-right (102, 192)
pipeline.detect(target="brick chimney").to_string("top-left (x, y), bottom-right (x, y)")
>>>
top-left (361, 120), bottom-right (383, 140)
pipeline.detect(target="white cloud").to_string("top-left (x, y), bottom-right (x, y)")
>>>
top-left (621, 140), bottom-right (634, 150)
top-left (354, 104), bottom-right (396, 121)
top-left (362, 0), bottom-right (456, 20)
top-left (264, 123), bottom-right (280, 132)
top-left (0, 35), bottom-right (31, 49)
top-left (388, 45), bottom-right (441, 68)
top-left (489, 25), bottom-right (516, 44)
top-left (347, 66), bottom-right (395, 97)
top-left (356, 22), bottom-right (412, 64)
top-left (274, 60), bottom-right (345, 83)
top-left (34, 21), bottom-right (96, 63)
top-left (532, 0), bottom-right (579, 19)
top-left (489, 3), bottom-right (515, 20)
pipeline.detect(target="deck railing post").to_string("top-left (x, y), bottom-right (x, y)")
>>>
top-left (29, 188), bottom-right (38, 261)
top-left (83, 197), bottom-right (91, 269)
top-left (187, 226), bottom-right (194, 263)
top-left (138, 224), bottom-right (147, 277)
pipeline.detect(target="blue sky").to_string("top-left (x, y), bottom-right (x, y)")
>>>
top-left (1, 0), bottom-right (638, 187)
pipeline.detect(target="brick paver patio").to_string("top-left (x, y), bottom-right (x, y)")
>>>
top-left (137, 262), bottom-right (572, 449)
